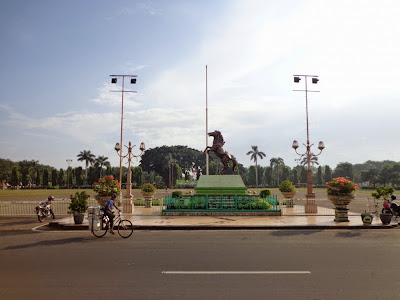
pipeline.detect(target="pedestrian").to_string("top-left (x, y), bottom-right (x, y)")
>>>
top-left (104, 193), bottom-right (120, 234)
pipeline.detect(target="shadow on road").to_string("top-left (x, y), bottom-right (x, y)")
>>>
top-left (1, 237), bottom-right (92, 250)
top-left (334, 231), bottom-right (361, 238)
top-left (271, 230), bottom-right (323, 237)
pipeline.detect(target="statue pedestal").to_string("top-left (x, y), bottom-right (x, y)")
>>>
top-left (195, 175), bottom-right (247, 195)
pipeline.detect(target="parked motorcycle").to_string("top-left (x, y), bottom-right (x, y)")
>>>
top-left (35, 195), bottom-right (55, 222)
top-left (388, 194), bottom-right (400, 219)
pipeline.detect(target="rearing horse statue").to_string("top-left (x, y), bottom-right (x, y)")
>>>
top-left (204, 130), bottom-right (238, 175)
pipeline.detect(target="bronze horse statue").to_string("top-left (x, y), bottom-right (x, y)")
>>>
top-left (204, 130), bottom-right (237, 175)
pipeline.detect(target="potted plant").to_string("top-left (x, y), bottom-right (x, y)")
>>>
top-left (68, 191), bottom-right (89, 224)
top-left (361, 210), bottom-right (374, 225)
top-left (371, 186), bottom-right (395, 225)
top-left (92, 175), bottom-right (121, 207)
top-left (279, 180), bottom-right (296, 207)
top-left (141, 183), bottom-right (156, 208)
top-left (326, 177), bottom-right (358, 222)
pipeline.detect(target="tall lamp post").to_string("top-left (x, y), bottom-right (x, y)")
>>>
top-left (114, 141), bottom-right (145, 213)
top-left (292, 74), bottom-right (325, 213)
top-left (110, 74), bottom-right (137, 202)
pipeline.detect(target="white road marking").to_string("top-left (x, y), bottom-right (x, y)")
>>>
top-left (162, 271), bottom-right (311, 275)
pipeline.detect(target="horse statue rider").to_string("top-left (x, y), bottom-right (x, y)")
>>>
top-left (204, 130), bottom-right (238, 175)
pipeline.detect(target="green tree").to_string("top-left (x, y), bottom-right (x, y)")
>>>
top-left (58, 169), bottom-right (66, 187)
top-left (316, 166), bottom-right (323, 185)
top-left (246, 145), bottom-right (266, 187)
top-left (132, 166), bottom-right (144, 187)
top-left (360, 168), bottom-right (378, 185)
top-left (333, 162), bottom-right (354, 180)
top-left (77, 150), bottom-right (96, 182)
top-left (300, 155), bottom-right (319, 166)
top-left (324, 165), bottom-right (333, 182)
top-left (291, 168), bottom-right (299, 185)
top-left (248, 166), bottom-right (257, 186)
top-left (0, 159), bottom-right (14, 183)
top-left (10, 165), bottom-right (20, 186)
top-left (300, 166), bottom-right (307, 184)
top-left (51, 169), bottom-right (58, 186)
top-left (74, 167), bottom-right (84, 187)
top-left (270, 157), bottom-right (285, 187)
top-left (94, 155), bottom-right (111, 178)
top-left (281, 166), bottom-right (290, 181)
top-left (140, 146), bottom-right (205, 184)
top-left (43, 169), bottom-right (49, 187)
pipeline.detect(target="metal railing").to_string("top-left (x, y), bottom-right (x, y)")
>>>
top-left (0, 198), bottom-right (165, 216)
top-left (164, 194), bottom-right (279, 212)
top-left (0, 196), bottom-right (382, 217)
top-left (279, 197), bottom-right (380, 216)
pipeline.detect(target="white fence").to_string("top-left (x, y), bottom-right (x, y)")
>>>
top-left (0, 197), bottom-right (382, 217)
top-left (0, 198), bottom-right (165, 216)
top-left (279, 197), bottom-right (380, 216)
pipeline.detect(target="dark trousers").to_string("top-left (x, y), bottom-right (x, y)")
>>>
top-left (104, 210), bottom-right (115, 229)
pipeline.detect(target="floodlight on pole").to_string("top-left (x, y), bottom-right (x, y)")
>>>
top-left (292, 74), bottom-right (324, 213)
top-left (109, 74), bottom-right (138, 205)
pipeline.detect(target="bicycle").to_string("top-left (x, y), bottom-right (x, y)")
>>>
top-left (91, 210), bottom-right (133, 238)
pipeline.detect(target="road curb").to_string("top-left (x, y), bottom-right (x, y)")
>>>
top-left (47, 222), bottom-right (399, 231)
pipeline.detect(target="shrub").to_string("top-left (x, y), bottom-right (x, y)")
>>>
top-left (141, 182), bottom-right (156, 193)
top-left (172, 191), bottom-right (182, 198)
top-left (279, 180), bottom-right (296, 193)
top-left (68, 191), bottom-right (89, 214)
top-left (259, 189), bottom-right (271, 198)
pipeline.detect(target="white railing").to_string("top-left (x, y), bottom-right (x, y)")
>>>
top-left (0, 198), bottom-right (165, 216)
top-left (279, 197), bottom-right (381, 216)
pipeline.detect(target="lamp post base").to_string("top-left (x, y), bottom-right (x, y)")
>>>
top-left (123, 195), bottom-right (134, 214)
top-left (305, 194), bottom-right (317, 213)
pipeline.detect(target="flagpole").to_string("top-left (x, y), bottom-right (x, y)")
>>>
top-left (206, 65), bottom-right (209, 175)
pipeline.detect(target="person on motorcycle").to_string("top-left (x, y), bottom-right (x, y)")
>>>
top-left (104, 193), bottom-right (120, 234)
top-left (45, 195), bottom-right (55, 219)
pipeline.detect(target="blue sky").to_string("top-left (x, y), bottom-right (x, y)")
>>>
top-left (1, 0), bottom-right (400, 171)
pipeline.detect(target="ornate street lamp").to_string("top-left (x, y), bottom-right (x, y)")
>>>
top-left (114, 141), bottom-right (145, 213)
top-left (292, 74), bottom-right (324, 213)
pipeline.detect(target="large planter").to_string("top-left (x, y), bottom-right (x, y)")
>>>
top-left (281, 192), bottom-right (295, 208)
top-left (328, 195), bottom-right (354, 222)
top-left (73, 212), bottom-right (85, 224)
top-left (95, 195), bottom-right (110, 207)
top-left (142, 192), bottom-right (154, 208)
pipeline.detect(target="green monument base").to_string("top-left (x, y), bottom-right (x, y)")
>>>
top-left (195, 175), bottom-right (247, 195)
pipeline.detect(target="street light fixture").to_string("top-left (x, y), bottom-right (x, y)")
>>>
top-left (292, 74), bottom-right (324, 213)
top-left (114, 141), bottom-right (145, 213)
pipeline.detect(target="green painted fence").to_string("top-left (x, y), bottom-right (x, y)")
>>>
top-left (164, 194), bottom-right (279, 212)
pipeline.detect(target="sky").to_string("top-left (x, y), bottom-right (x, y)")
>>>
top-left (1, 0), bottom-right (400, 171)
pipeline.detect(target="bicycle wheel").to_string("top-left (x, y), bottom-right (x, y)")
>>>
top-left (91, 217), bottom-right (107, 238)
top-left (117, 220), bottom-right (133, 238)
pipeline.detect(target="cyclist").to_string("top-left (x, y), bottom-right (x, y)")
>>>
top-left (104, 193), bottom-right (120, 234)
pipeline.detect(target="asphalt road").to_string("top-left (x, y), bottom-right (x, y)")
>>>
top-left (1, 229), bottom-right (400, 300)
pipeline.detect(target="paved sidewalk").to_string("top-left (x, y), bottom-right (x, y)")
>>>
top-left (48, 214), bottom-right (400, 230)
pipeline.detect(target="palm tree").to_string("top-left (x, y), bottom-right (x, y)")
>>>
top-left (246, 145), bottom-right (266, 187)
top-left (300, 155), bottom-right (319, 167)
top-left (77, 150), bottom-right (96, 182)
top-left (270, 157), bottom-right (285, 186)
top-left (95, 156), bottom-right (111, 178)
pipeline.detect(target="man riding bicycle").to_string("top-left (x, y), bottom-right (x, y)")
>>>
top-left (104, 193), bottom-right (120, 234)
